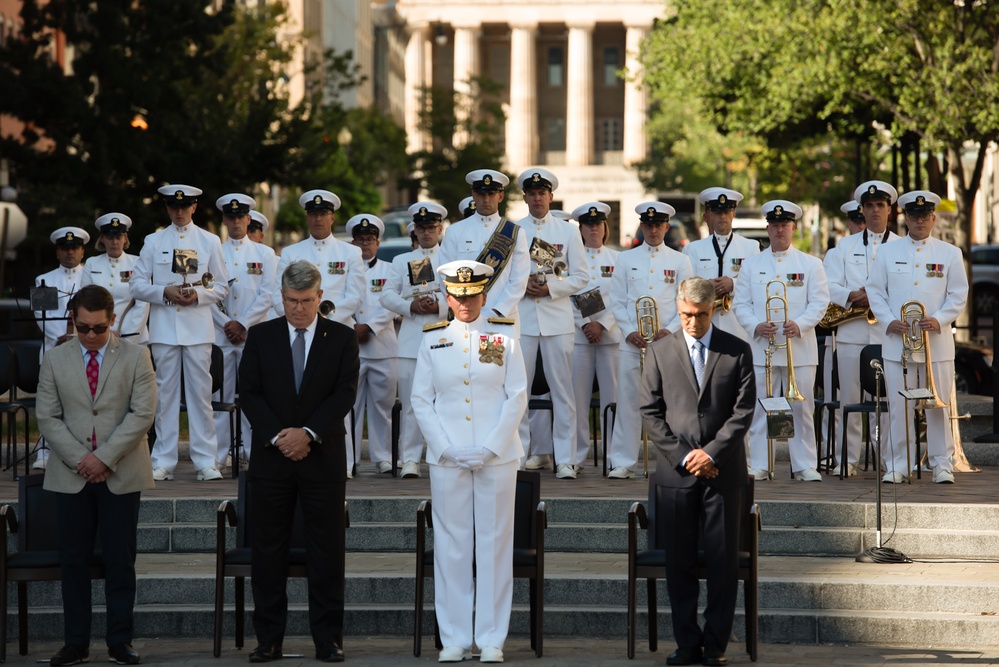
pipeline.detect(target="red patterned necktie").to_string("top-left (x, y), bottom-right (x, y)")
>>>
top-left (87, 350), bottom-right (98, 449)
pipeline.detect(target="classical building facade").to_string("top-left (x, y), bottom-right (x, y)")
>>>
top-left (395, 0), bottom-right (663, 243)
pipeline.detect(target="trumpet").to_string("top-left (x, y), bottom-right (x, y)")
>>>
top-left (820, 303), bottom-right (877, 328)
top-left (763, 280), bottom-right (802, 479)
top-left (636, 295), bottom-right (659, 479)
top-left (319, 300), bottom-right (336, 319)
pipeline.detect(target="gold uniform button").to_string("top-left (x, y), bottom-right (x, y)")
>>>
top-left (176, 307), bottom-right (181, 312)
top-left (464, 363), bottom-right (469, 368)
top-left (464, 380), bottom-right (469, 385)
top-left (466, 416), bottom-right (472, 421)
top-left (234, 296), bottom-right (239, 300)
top-left (464, 348), bottom-right (469, 353)
top-left (465, 398), bottom-right (471, 403)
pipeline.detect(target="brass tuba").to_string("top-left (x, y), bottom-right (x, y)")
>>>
top-left (901, 301), bottom-right (947, 410)
top-left (636, 295), bottom-right (659, 479)
top-left (820, 303), bottom-right (877, 328)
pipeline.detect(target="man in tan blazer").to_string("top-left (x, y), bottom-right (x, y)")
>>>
top-left (37, 285), bottom-right (157, 666)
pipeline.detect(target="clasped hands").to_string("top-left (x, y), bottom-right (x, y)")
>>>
top-left (163, 285), bottom-right (199, 307)
top-left (77, 452), bottom-right (110, 484)
top-left (684, 449), bottom-right (718, 479)
top-left (755, 320), bottom-right (800, 339)
top-left (275, 427), bottom-right (312, 461)
top-left (442, 446), bottom-right (496, 471)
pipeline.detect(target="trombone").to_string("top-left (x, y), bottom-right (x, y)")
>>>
top-left (763, 280), bottom-right (803, 479)
top-left (636, 295), bottom-right (659, 479)
top-left (900, 301), bottom-right (947, 481)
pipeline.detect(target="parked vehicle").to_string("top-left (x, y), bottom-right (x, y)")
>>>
top-left (971, 244), bottom-right (999, 317)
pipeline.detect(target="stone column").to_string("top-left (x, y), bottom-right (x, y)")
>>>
top-left (623, 23), bottom-right (649, 165)
top-left (452, 23), bottom-right (481, 148)
top-left (506, 22), bottom-right (538, 169)
top-left (566, 21), bottom-right (594, 167)
top-left (404, 24), bottom-right (428, 154)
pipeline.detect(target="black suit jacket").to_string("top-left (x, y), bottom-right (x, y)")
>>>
top-left (239, 316), bottom-right (359, 482)
top-left (639, 327), bottom-right (755, 488)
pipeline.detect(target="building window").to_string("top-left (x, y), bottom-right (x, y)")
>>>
top-left (547, 47), bottom-right (563, 87)
top-left (545, 118), bottom-right (566, 151)
top-left (598, 117), bottom-right (623, 151)
top-left (603, 47), bottom-right (620, 86)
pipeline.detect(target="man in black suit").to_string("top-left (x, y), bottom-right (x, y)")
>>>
top-left (239, 260), bottom-right (359, 663)
top-left (639, 277), bottom-right (755, 667)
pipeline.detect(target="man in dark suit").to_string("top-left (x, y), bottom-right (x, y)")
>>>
top-left (238, 260), bottom-right (359, 663)
top-left (639, 276), bottom-right (756, 667)
top-left (36, 285), bottom-right (157, 666)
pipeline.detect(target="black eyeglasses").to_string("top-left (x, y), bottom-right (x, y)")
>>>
top-left (75, 323), bottom-right (110, 335)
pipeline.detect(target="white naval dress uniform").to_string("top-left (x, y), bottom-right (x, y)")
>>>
top-left (608, 243), bottom-right (693, 472)
top-left (380, 246), bottom-right (448, 465)
top-left (211, 237), bottom-right (277, 464)
top-left (682, 232), bottom-right (761, 339)
top-left (129, 222), bottom-right (229, 474)
top-left (513, 213), bottom-right (589, 466)
top-left (438, 212), bottom-right (531, 337)
top-left (411, 315), bottom-right (527, 652)
top-left (571, 245), bottom-right (620, 466)
top-left (867, 235), bottom-right (968, 475)
top-left (80, 253), bottom-right (149, 343)
top-left (271, 235), bottom-right (365, 326)
top-left (32, 265), bottom-right (83, 464)
top-left (350, 258), bottom-right (399, 470)
top-left (733, 246), bottom-right (829, 474)
top-left (823, 229), bottom-right (898, 467)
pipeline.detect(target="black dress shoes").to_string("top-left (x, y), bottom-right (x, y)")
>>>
top-left (315, 642), bottom-right (345, 662)
top-left (109, 643), bottom-right (141, 665)
top-left (666, 647), bottom-right (703, 666)
top-left (249, 644), bottom-right (283, 662)
top-left (49, 645), bottom-right (90, 666)
top-left (702, 651), bottom-right (729, 666)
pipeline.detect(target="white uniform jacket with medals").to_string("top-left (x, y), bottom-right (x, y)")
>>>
top-left (380, 246), bottom-right (448, 359)
top-left (272, 236), bottom-right (365, 326)
top-left (682, 232), bottom-right (760, 338)
top-left (356, 258), bottom-right (398, 360)
top-left (81, 253), bottom-right (150, 342)
top-left (212, 237), bottom-right (277, 347)
top-left (824, 229), bottom-right (899, 346)
top-left (610, 243), bottom-right (694, 348)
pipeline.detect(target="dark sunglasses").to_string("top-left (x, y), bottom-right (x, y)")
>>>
top-left (76, 323), bottom-right (110, 335)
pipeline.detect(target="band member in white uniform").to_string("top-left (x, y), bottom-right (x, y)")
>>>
top-left (247, 210), bottom-right (268, 244)
top-left (568, 202), bottom-right (620, 470)
top-left (81, 214), bottom-right (149, 343)
top-left (272, 190), bottom-right (365, 327)
top-left (607, 202), bottom-right (693, 479)
top-left (683, 187), bottom-right (760, 339)
top-left (438, 169), bottom-right (530, 338)
top-left (129, 184), bottom-right (229, 481)
top-left (823, 181), bottom-right (900, 476)
top-left (380, 202), bottom-right (449, 479)
top-left (513, 169), bottom-right (589, 478)
top-left (345, 214), bottom-right (398, 475)
top-left (458, 196), bottom-right (476, 219)
top-left (32, 226), bottom-right (90, 469)
top-left (867, 190), bottom-right (968, 484)
top-left (212, 194), bottom-right (277, 468)
top-left (411, 260), bottom-right (527, 664)
top-left (733, 200), bottom-right (829, 482)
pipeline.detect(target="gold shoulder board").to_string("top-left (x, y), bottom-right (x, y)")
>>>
top-left (487, 317), bottom-right (515, 325)
top-left (422, 320), bottom-right (449, 332)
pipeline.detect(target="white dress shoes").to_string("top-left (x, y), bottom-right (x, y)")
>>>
top-left (197, 466), bottom-right (223, 481)
top-left (607, 466), bottom-right (634, 479)
top-left (748, 467), bottom-right (770, 481)
top-left (152, 467), bottom-right (174, 481)
top-left (932, 467), bottom-right (955, 484)
top-left (401, 461), bottom-right (421, 478)
top-left (524, 455), bottom-right (552, 470)
top-left (438, 646), bottom-right (471, 662)
top-left (882, 470), bottom-right (907, 484)
top-left (479, 646), bottom-right (504, 663)
top-left (793, 468), bottom-right (822, 482)
top-left (376, 461), bottom-right (394, 474)
top-left (555, 463), bottom-right (577, 479)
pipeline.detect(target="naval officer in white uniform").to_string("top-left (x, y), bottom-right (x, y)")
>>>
top-left (129, 184), bottom-right (229, 481)
top-left (212, 193), bottom-right (277, 468)
top-left (81, 214), bottom-right (149, 343)
top-left (411, 260), bottom-right (527, 664)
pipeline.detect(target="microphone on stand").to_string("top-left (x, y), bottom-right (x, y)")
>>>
top-left (870, 358), bottom-right (884, 373)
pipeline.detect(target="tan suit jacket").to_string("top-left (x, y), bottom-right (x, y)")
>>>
top-left (37, 335), bottom-right (157, 495)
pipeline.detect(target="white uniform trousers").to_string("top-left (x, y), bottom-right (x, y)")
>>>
top-left (150, 343), bottom-right (219, 472)
top-left (836, 341), bottom-right (889, 467)
top-left (430, 460), bottom-right (517, 651)
top-left (517, 334), bottom-right (576, 465)
top-left (608, 348), bottom-right (643, 471)
top-left (821, 341), bottom-right (833, 452)
top-left (397, 358), bottom-right (424, 464)
top-left (349, 357), bottom-right (398, 468)
top-left (213, 343), bottom-right (253, 465)
top-left (748, 365), bottom-right (818, 474)
top-left (571, 343), bottom-right (619, 466)
top-left (882, 359), bottom-right (955, 474)
top-left (524, 395), bottom-right (553, 461)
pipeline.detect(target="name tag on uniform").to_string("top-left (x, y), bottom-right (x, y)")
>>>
top-left (119, 270), bottom-right (132, 282)
top-left (786, 273), bottom-right (804, 287)
top-left (246, 262), bottom-right (263, 275)
top-left (370, 278), bottom-right (386, 292)
top-left (328, 261), bottom-right (345, 275)
top-left (663, 270), bottom-right (676, 284)
top-left (926, 263), bottom-right (944, 278)
top-left (430, 338), bottom-right (453, 350)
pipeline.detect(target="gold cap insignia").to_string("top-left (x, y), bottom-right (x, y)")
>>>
top-left (532, 173), bottom-right (541, 183)
top-left (774, 205), bottom-right (784, 216)
top-left (483, 175), bottom-right (492, 186)
top-left (456, 266), bottom-right (473, 283)
top-left (718, 194), bottom-right (727, 204)
top-left (175, 190), bottom-right (185, 200)
top-left (915, 195), bottom-right (925, 206)
top-left (111, 218), bottom-right (120, 226)
top-left (868, 185), bottom-right (877, 195)
top-left (589, 207), bottom-right (598, 217)
top-left (647, 207), bottom-right (656, 217)
top-left (66, 232), bottom-right (74, 240)
top-left (419, 207), bottom-right (428, 216)
top-left (314, 195), bottom-right (322, 205)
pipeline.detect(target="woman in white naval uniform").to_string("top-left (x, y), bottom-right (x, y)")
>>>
top-left (568, 202), bottom-right (620, 469)
top-left (411, 260), bottom-right (528, 664)
top-left (81, 213), bottom-right (149, 343)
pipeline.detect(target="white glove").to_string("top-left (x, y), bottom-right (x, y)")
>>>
top-left (440, 447), bottom-right (462, 464)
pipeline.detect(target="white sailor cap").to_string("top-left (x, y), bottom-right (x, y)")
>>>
top-left (854, 180), bottom-right (898, 205)
top-left (465, 169), bottom-right (509, 193)
top-left (459, 196), bottom-right (476, 216)
top-left (698, 187), bottom-right (744, 210)
top-left (550, 209), bottom-right (572, 221)
top-left (95, 213), bottom-right (132, 235)
top-left (345, 214), bottom-right (385, 238)
top-left (572, 201), bottom-right (611, 224)
top-left (897, 190), bottom-right (941, 214)
top-left (50, 226), bottom-right (90, 246)
top-left (299, 189), bottom-right (341, 213)
top-left (158, 184), bottom-right (203, 207)
top-left (409, 202), bottom-right (448, 224)
top-left (636, 201), bottom-right (675, 224)
top-left (438, 260), bottom-right (495, 297)
top-left (216, 193), bottom-right (256, 216)
top-left (517, 168), bottom-right (559, 192)
top-left (840, 200), bottom-right (864, 221)
top-left (248, 210), bottom-right (269, 231)
top-left (762, 200), bottom-right (802, 222)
